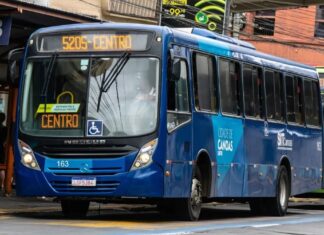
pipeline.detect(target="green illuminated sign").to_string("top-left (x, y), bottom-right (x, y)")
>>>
top-left (162, 0), bottom-right (226, 33)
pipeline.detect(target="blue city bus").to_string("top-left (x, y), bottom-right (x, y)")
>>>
top-left (13, 23), bottom-right (323, 220)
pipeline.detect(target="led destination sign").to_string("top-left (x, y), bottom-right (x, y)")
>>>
top-left (38, 31), bottom-right (152, 52)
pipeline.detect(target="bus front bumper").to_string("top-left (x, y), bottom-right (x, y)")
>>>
top-left (15, 156), bottom-right (164, 198)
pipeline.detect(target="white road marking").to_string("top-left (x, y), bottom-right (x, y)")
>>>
top-left (252, 223), bottom-right (279, 228)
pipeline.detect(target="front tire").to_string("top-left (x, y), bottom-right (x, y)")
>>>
top-left (61, 200), bottom-right (90, 218)
top-left (177, 167), bottom-right (202, 221)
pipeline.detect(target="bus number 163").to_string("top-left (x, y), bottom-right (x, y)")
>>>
top-left (57, 160), bottom-right (70, 168)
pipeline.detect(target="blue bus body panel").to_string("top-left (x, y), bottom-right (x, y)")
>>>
top-left (211, 116), bottom-right (245, 197)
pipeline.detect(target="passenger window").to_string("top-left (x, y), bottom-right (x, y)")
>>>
top-left (305, 80), bottom-right (321, 127)
top-left (193, 53), bottom-right (217, 112)
top-left (286, 76), bottom-right (304, 125)
top-left (265, 71), bottom-right (284, 122)
top-left (265, 71), bottom-right (275, 119)
top-left (219, 59), bottom-right (242, 116)
top-left (243, 64), bottom-right (263, 118)
top-left (286, 76), bottom-right (294, 122)
top-left (304, 80), bottom-right (313, 125)
top-left (295, 77), bottom-right (304, 125)
top-left (312, 82), bottom-right (320, 126)
top-left (167, 59), bottom-right (191, 132)
top-left (273, 72), bottom-right (285, 121)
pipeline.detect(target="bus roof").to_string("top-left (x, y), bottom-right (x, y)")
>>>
top-left (30, 23), bottom-right (318, 80)
top-left (171, 28), bottom-right (318, 79)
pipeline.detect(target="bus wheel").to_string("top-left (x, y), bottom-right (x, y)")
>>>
top-left (178, 168), bottom-right (202, 221)
top-left (61, 200), bottom-right (90, 218)
top-left (267, 165), bottom-right (289, 216)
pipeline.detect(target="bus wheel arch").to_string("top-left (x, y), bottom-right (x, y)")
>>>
top-left (174, 150), bottom-right (212, 221)
top-left (195, 150), bottom-right (212, 198)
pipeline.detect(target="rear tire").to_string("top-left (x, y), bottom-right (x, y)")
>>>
top-left (61, 200), bottom-right (90, 218)
top-left (266, 165), bottom-right (289, 216)
top-left (177, 167), bottom-right (202, 221)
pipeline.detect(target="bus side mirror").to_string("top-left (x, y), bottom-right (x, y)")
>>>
top-left (7, 48), bottom-right (24, 86)
top-left (170, 58), bottom-right (181, 81)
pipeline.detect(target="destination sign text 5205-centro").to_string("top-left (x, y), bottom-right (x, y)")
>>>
top-left (62, 35), bottom-right (131, 51)
top-left (38, 31), bottom-right (153, 52)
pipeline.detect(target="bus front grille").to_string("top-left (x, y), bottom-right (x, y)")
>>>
top-left (36, 145), bottom-right (138, 158)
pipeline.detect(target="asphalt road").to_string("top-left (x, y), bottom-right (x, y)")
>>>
top-left (1, 199), bottom-right (324, 235)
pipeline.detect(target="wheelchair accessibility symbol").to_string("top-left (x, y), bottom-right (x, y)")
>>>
top-left (87, 120), bottom-right (103, 136)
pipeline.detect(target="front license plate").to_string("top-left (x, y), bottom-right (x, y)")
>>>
top-left (71, 177), bottom-right (96, 187)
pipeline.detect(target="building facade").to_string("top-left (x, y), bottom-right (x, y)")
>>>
top-left (240, 5), bottom-right (324, 67)
top-left (16, 0), bottom-right (160, 24)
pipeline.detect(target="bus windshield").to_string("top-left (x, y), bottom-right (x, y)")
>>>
top-left (21, 57), bottom-right (159, 137)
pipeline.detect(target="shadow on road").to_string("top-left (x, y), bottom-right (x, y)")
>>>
top-left (10, 202), bottom-right (304, 223)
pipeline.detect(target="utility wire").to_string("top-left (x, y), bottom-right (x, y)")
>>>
top-left (250, 15), bottom-right (324, 42)
top-left (251, 17), bottom-right (324, 42)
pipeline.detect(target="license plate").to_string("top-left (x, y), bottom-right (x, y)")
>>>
top-left (71, 177), bottom-right (96, 187)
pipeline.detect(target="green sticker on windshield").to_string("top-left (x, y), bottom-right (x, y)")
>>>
top-left (36, 103), bottom-right (80, 114)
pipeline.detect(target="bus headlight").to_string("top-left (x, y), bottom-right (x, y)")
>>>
top-left (131, 139), bottom-right (158, 171)
top-left (18, 140), bottom-right (40, 171)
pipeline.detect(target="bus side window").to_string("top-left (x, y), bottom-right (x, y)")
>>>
top-left (219, 59), bottom-right (242, 116)
top-left (193, 52), bottom-right (217, 113)
top-left (243, 64), bottom-right (263, 119)
top-left (286, 76), bottom-right (305, 125)
top-left (265, 70), bottom-right (275, 120)
top-left (274, 72), bottom-right (285, 122)
top-left (311, 81), bottom-right (321, 126)
top-left (305, 80), bottom-right (321, 127)
top-left (286, 76), bottom-right (295, 123)
top-left (167, 59), bottom-right (191, 132)
top-left (295, 76), bottom-right (305, 125)
top-left (304, 80), bottom-right (313, 125)
top-left (265, 70), bottom-right (284, 122)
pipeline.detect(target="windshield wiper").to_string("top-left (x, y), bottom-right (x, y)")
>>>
top-left (40, 53), bottom-right (58, 109)
top-left (96, 52), bottom-right (130, 112)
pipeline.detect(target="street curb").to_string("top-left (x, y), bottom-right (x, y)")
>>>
top-left (289, 197), bottom-right (320, 203)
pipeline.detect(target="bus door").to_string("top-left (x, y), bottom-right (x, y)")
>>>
top-left (165, 46), bottom-right (193, 197)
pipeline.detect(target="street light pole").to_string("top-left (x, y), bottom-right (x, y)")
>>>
top-left (159, 0), bottom-right (163, 26)
top-left (222, 0), bottom-right (231, 35)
